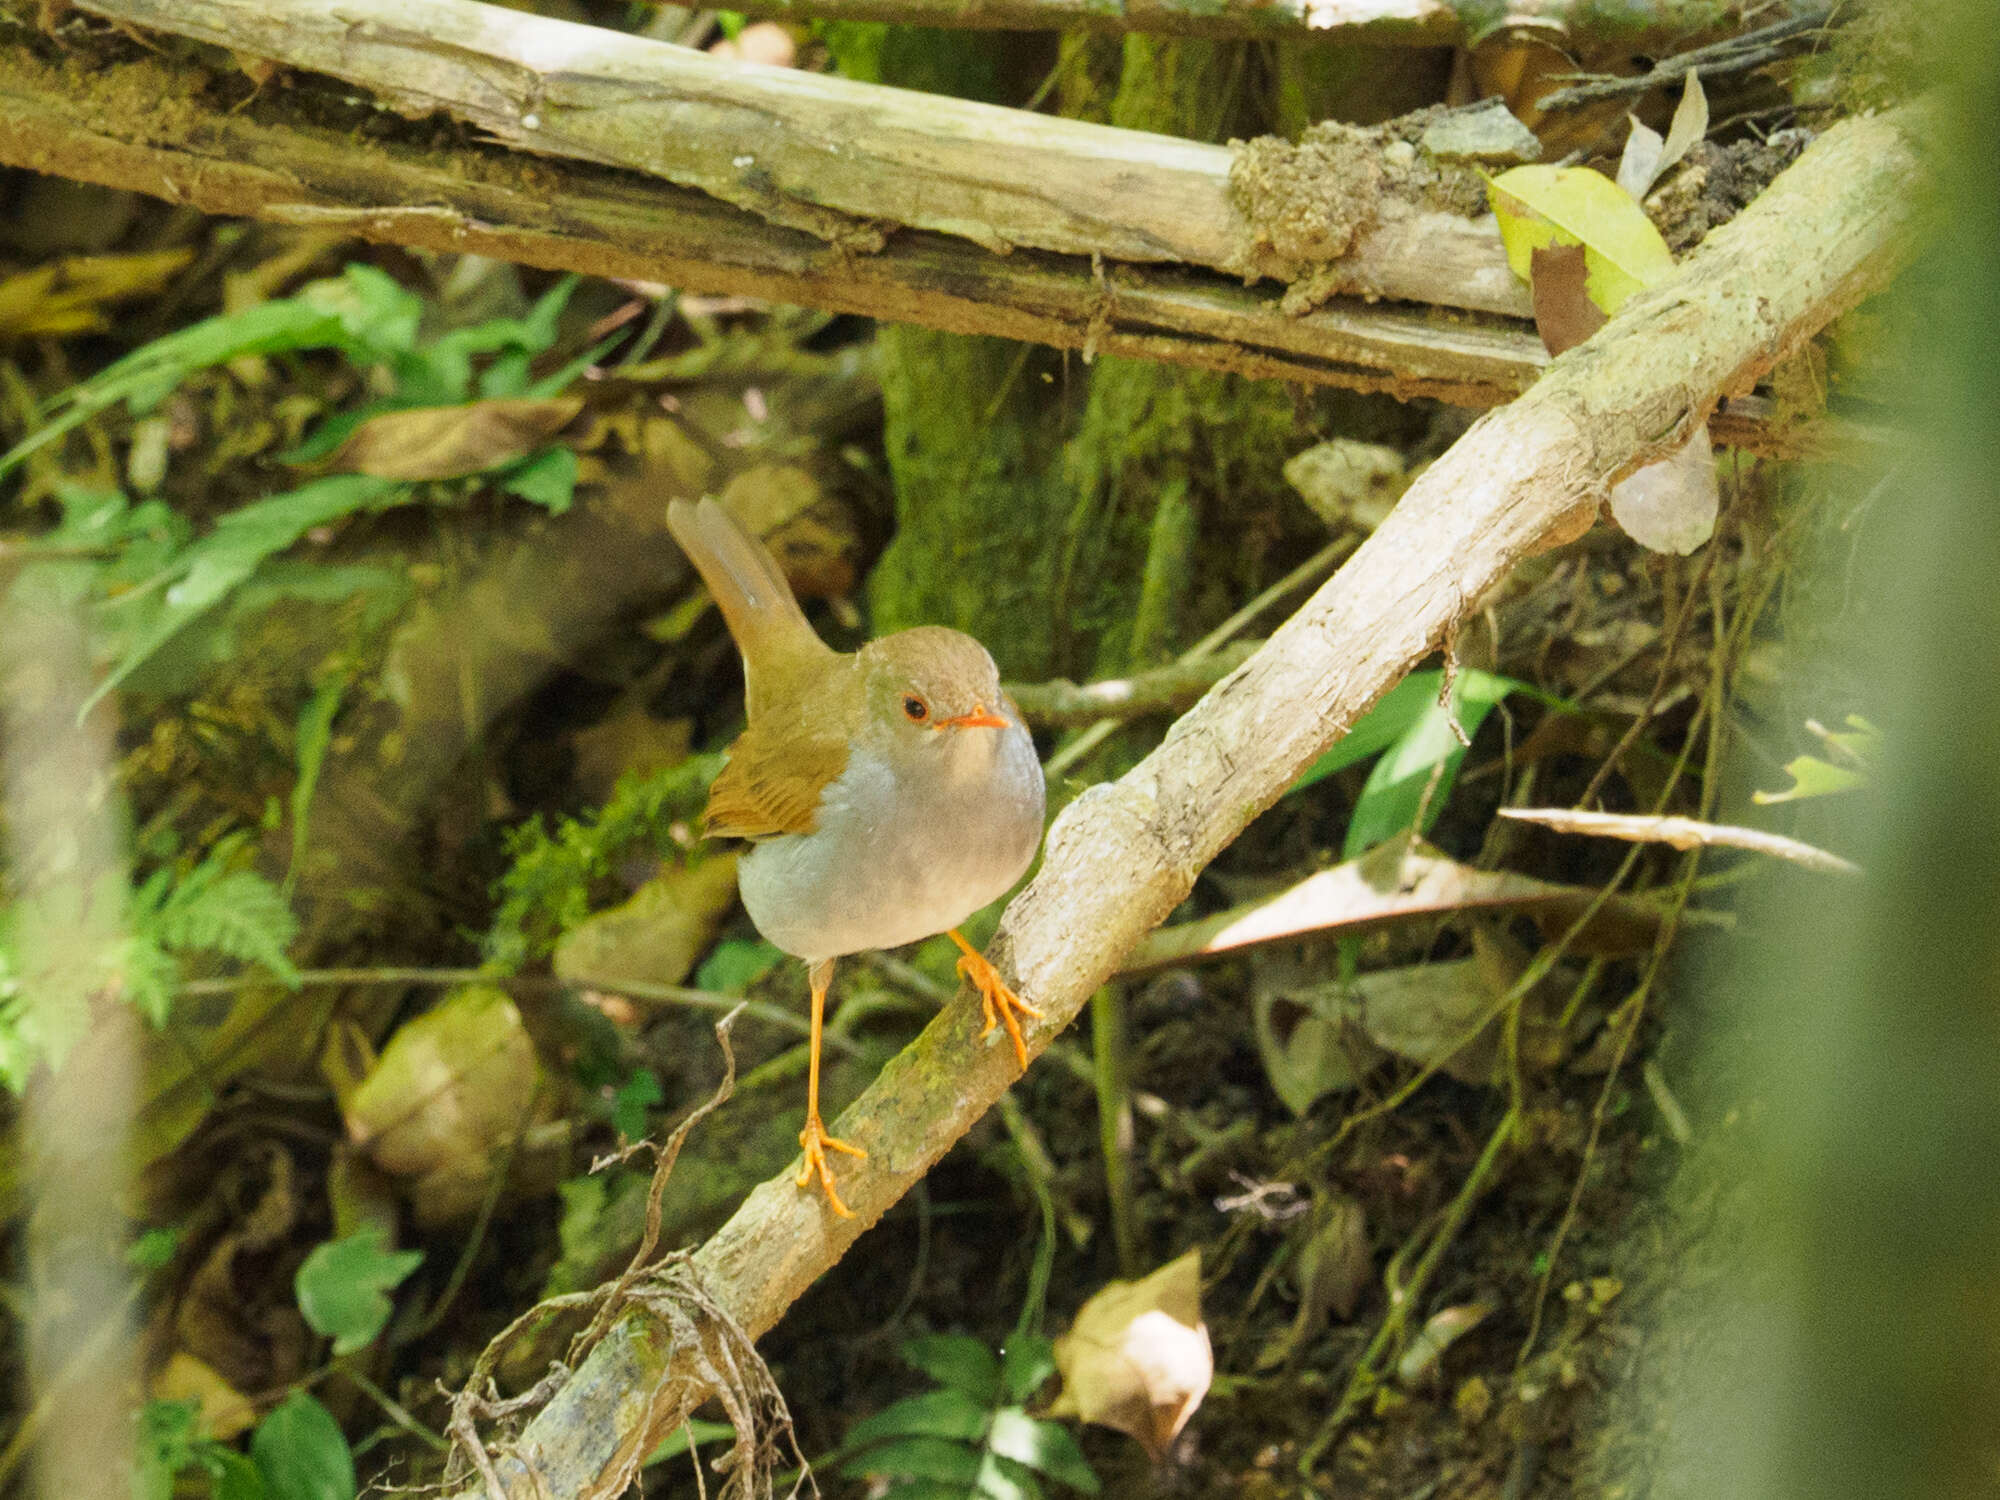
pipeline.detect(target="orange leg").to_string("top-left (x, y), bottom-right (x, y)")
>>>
top-left (948, 929), bottom-right (1042, 1072)
top-left (798, 957), bottom-right (866, 1217)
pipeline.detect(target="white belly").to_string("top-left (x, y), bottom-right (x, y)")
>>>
top-left (737, 723), bottom-right (1044, 962)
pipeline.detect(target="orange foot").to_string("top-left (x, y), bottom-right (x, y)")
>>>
top-left (948, 929), bottom-right (1042, 1072)
top-left (798, 1111), bottom-right (867, 1218)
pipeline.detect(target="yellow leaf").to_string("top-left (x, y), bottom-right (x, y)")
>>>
top-left (340, 986), bottom-right (556, 1225)
top-left (1487, 164), bottom-right (1677, 317)
top-left (150, 1352), bottom-right (259, 1441)
top-left (0, 249), bottom-right (195, 340)
top-left (1049, 1250), bottom-right (1212, 1457)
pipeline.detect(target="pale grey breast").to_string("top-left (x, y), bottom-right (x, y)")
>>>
top-left (739, 712), bottom-right (1044, 962)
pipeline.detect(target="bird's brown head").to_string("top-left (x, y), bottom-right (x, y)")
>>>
top-left (859, 626), bottom-right (1014, 743)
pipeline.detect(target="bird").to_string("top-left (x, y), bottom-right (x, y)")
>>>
top-left (666, 497), bottom-right (1047, 1217)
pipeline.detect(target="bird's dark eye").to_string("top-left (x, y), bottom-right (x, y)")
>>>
top-left (902, 695), bottom-right (930, 722)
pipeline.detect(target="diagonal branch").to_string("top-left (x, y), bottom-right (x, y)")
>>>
top-left (446, 97), bottom-right (1929, 1500)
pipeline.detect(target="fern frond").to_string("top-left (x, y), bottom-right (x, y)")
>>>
top-left (152, 869), bottom-right (300, 987)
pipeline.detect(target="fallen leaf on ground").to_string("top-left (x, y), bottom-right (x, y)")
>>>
top-left (323, 396), bottom-right (583, 480)
top-left (337, 985), bottom-right (558, 1225)
top-left (1488, 163), bottom-right (1676, 317)
top-left (1049, 1250), bottom-right (1212, 1457)
top-left (1257, 1192), bottom-right (1371, 1369)
top-left (553, 854), bottom-right (741, 989)
top-left (1397, 1301), bottom-right (1492, 1385)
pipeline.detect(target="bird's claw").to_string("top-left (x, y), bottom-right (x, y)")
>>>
top-left (797, 1113), bottom-right (866, 1218)
top-left (956, 946), bottom-right (1041, 1072)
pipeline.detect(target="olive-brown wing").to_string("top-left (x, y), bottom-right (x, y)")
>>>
top-left (702, 719), bottom-right (851, 840)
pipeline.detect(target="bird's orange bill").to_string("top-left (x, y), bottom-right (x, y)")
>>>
top-left (799, 957), bottom-right (866, 1217)
top-left (937, 704), bottom-right (1009, 731)
top-left (948, 929), bottom-right (1041, 1071)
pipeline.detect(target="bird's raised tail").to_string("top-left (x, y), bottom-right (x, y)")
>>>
top-left (667, 496), bottom-right (833, 713)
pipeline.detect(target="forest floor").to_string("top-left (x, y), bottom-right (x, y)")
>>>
top-left (0, 129), bottom-right (1873, 1497)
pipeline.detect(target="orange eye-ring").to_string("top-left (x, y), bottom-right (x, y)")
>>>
top-left (902, 695), bottom-right (930, 723)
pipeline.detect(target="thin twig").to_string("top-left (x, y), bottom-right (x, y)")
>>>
top-left (1538, 4), bottom-right (1839, 110)
top-left (1300, 1106), bottom-right (1518, 1474)
top-left (1005, 641), bottom-right (1259, 728)
top-left (577, 1007), bottom-right (747, 1354)
top-left (172, 966), bottom-right (833, 1048)
top-left (1500, 806), bottom-right (1860, 876)
top-left (1044, 539), bottom-right (1351, 779)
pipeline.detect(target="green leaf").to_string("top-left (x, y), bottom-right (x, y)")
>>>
top-left (290, 669), bottom-right (350, 883)
top-left (1753, 754), bottom-right (1867, 805)
top-left (1487, 164), bottom-right (1677, 317)
top-left (1754, 715), bottom-right (1879, 804)
top-left (974, 1452), bottom-right (1046, 1500)
top-left (294, 1228), bottom-right (423, 1356)
top-left (137, 1398), bottom-right (204, 1500)
top-left (987, 1410), bottom-right (1098, 1493)
top-left (999, 1336), bottom-right (1056, 1404)
top-left (498, 446), bottom-right (577, 514)
top-left (1288, 671), bottom-right (1451, 796)
top-left (642, 1418), bottom-right (737, 1466)
top-left (1342, 669), bottom-right (1519, 858)
top-left (839, 1435), bottom-right (983, 1485)
top-left (87, 474), bottom-right (404, 711)
top-left (694, 938), bottom-right (784, 994)
top-left (302, 263), bottom-right (424, 362)
top-left (250, 1391), bottom-right (355, 1500)
top-left (901, 1334), bottom-right (1001, 1404)
top-left (846, 1389), bottom-right (992, 1448)
top-left (128, 1226), bottom-right (183, 1270)
top-left (147, 851), bottom-right (300, 988)
top-left (611, 1068), bottom-right (664, 1142)
top-left (203, 1449), bottom-right (269, 1500)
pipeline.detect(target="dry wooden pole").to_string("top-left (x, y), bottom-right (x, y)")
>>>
top-left (447, 100), bottom-right (1928, 1500)
top-left (67, 0), bottom-right (1533, 318)
top-left (0, 25), bottom-right (1832, 451)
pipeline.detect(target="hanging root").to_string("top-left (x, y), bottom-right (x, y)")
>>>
top-left (444, 1006), bottom-right (809, 1500)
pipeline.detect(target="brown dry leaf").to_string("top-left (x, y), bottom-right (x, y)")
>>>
top-left (323, 396), bottom-right (583, 480)
top-left (553, 854), bottom-right (740, 989)
top-left (1125, 844), bottom-right (1666, 973)
top-left (1529, 242), bottom-right (1608, 357)
top-left (1049, 1249), bottom-right (1212, 1457)
top-left (1257, 1192), bottom-right (1371, 1369)
top-left (0, 248), bottom-right (194, 339)
top-left (1282, 438), bottom-right (1410, 533)
top-left (1345, 959), bottom-right (1500, 1086)
top-left (339, 985), bottom-right (558, 1225)
top-left (569, 708), bottom-right (694, 804)
top-left (171, 1144), bottom-right (311, 1399)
